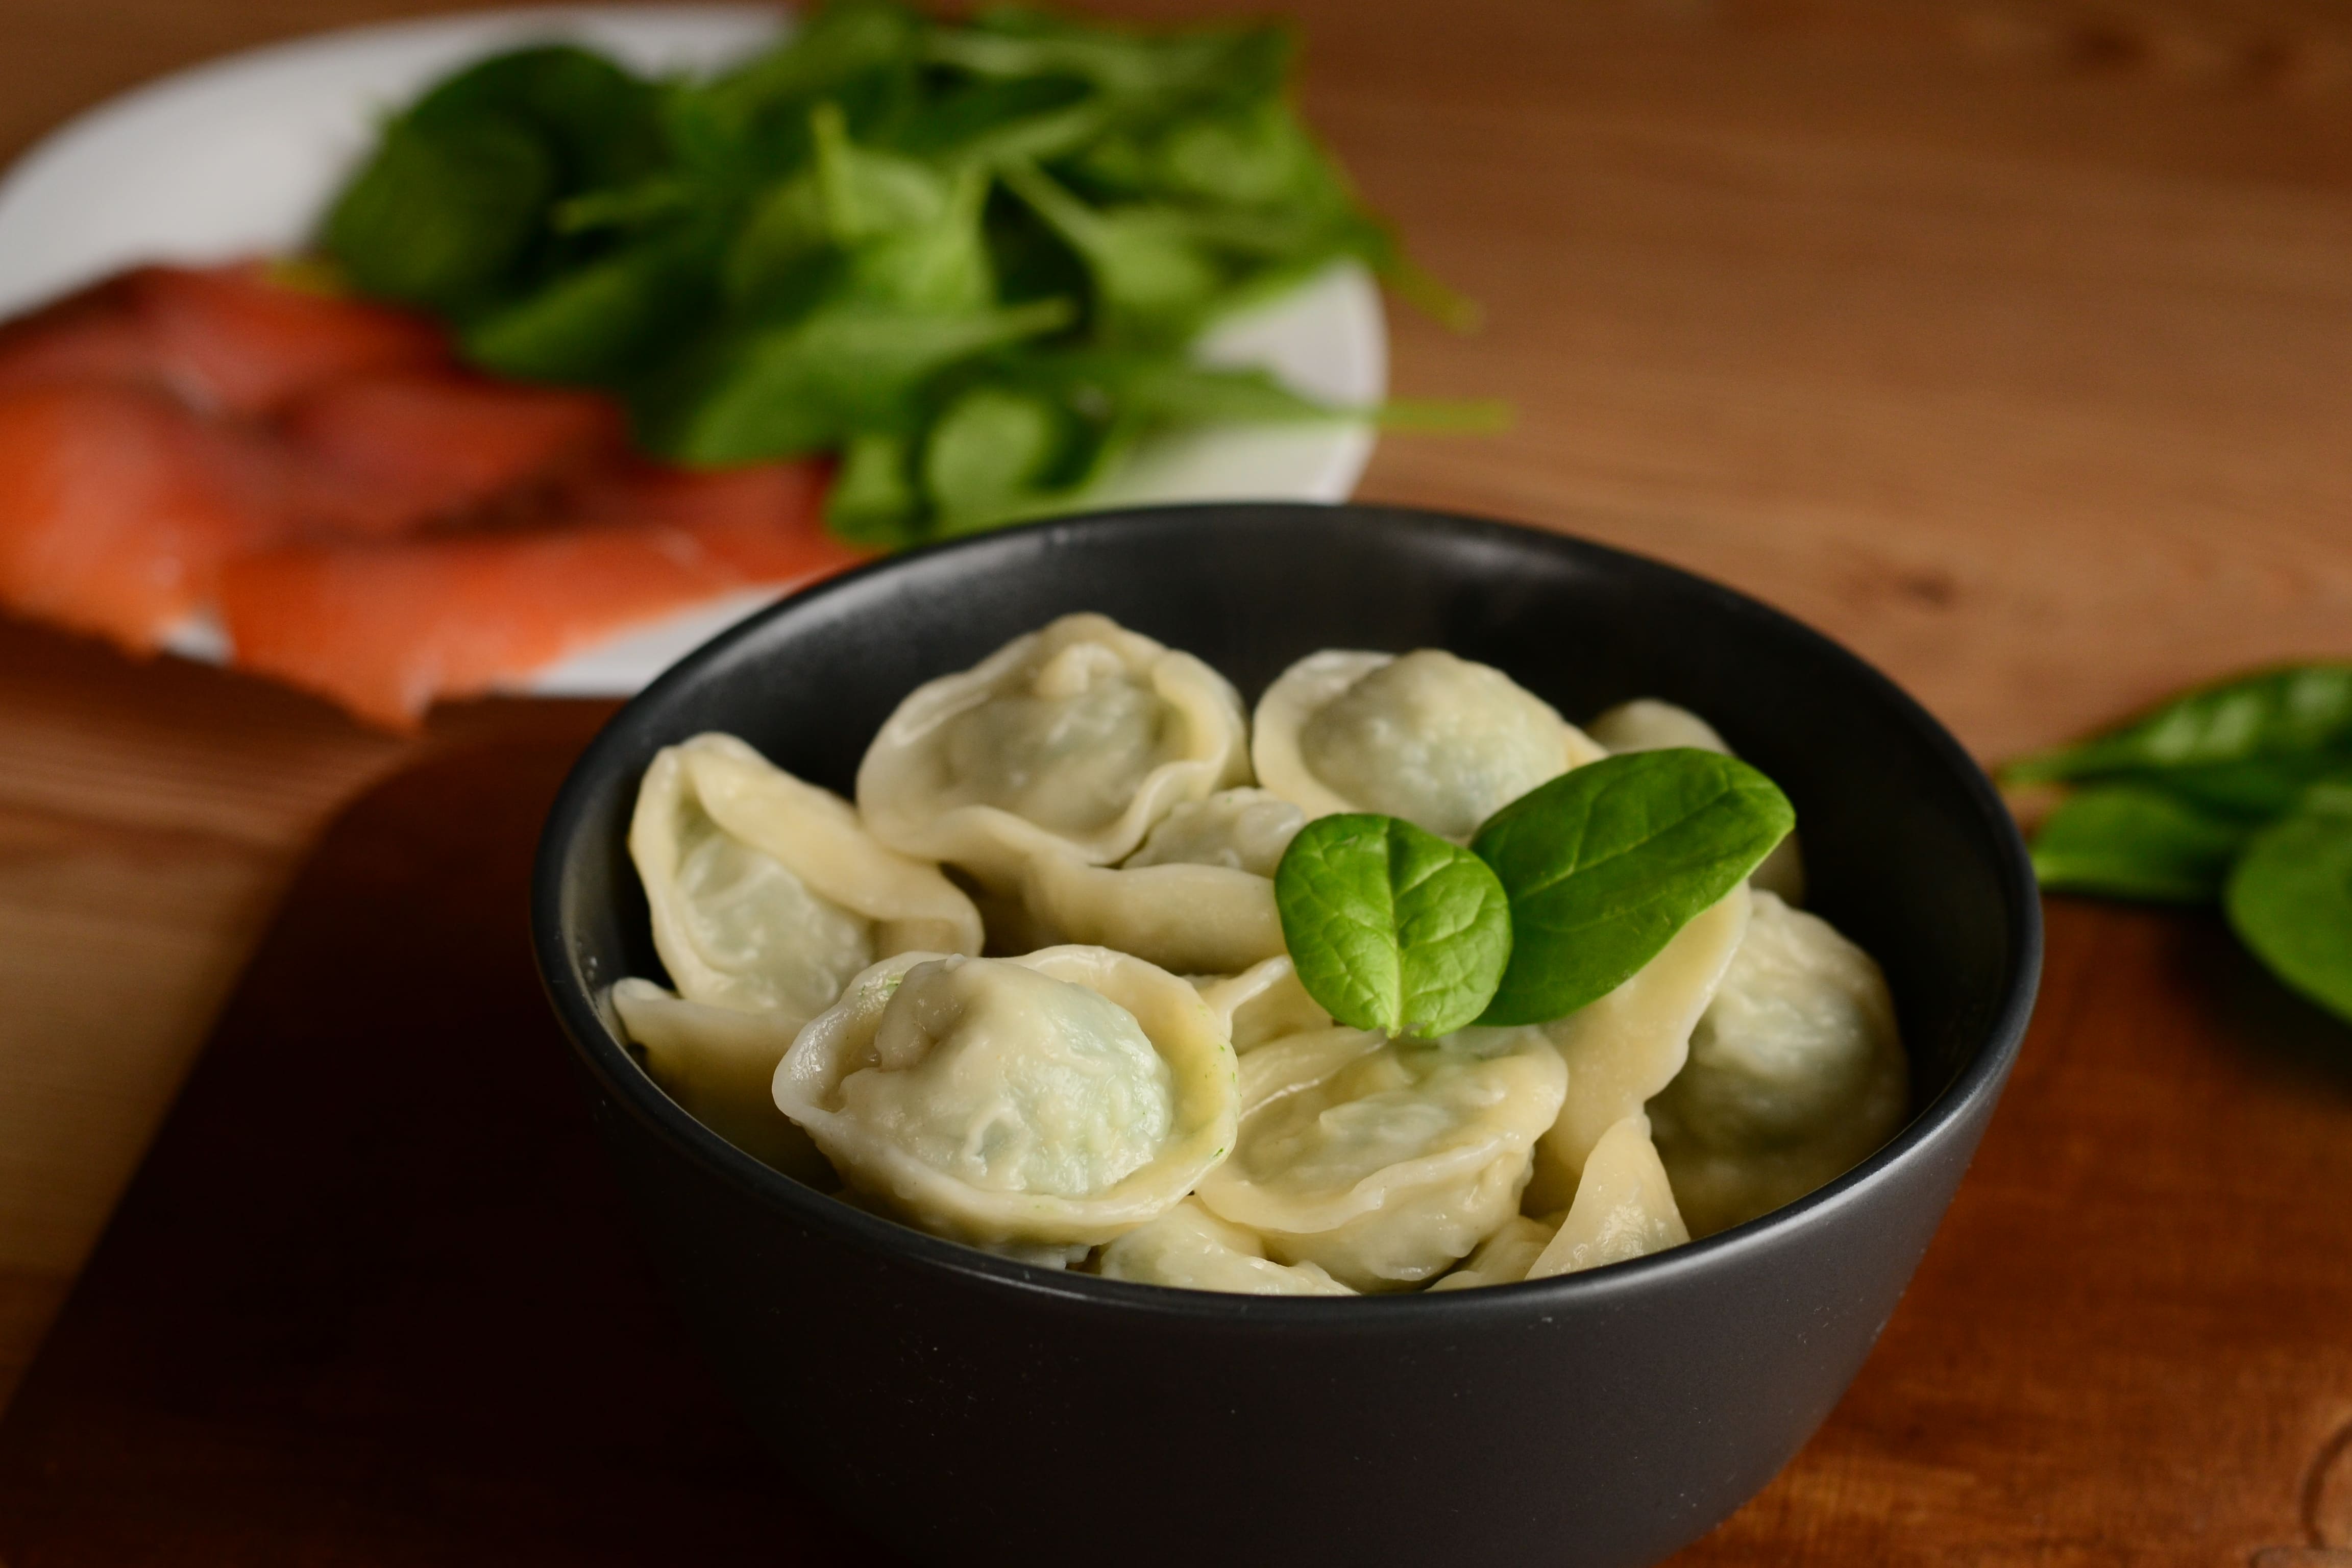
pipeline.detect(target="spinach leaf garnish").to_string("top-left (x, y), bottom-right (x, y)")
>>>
top-left (2225, 784), bottom-right (2352, 1025)
top-left (1272, 815), bottom-right (1512, 1039)
top-left (1468, 750), bottom-right (1794, 1026)
top-left (2027, 782), bottom-right (2253, 904)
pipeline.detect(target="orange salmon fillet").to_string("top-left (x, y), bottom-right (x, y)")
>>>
top-left (0, 384), bottom-right (292, 651)
top-left (218, 461), bottom-right (859, 728)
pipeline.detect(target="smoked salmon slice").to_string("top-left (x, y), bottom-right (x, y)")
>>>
top-left (276, 369), bottom-right (628, 534)
top-left (217, 461), bottom-right (860, 728)
top-left (0, 383), bottom-right (291, 651)
top-left (0, 263), bottom-right (447, 414)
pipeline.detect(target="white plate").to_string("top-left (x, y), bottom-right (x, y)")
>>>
top-left (0, 4), bottom-right (1384, 695)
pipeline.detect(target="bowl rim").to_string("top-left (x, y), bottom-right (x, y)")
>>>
top-left (531, 500), bottom-right (2043, 1322)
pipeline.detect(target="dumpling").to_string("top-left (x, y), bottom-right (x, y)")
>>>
top-left (1526, 1113), bottom-right (1689, 1276)
top-left (1193, 1025), bottom-right (1567, 1291)
top-left (1193, 956), bottom-right (1332, 1052)
top-left (856, 614), bottom-right (1251, 886)
top-left (1096, 1200), bottom-right (1356, 1296)
top-left (630, 732), bottom-right (984, 1015)
top-left (773, 946), bottom-right (1239, 1251)
top-left (610, 979), bottom-right (832, 1184)
top-left (1011, 788), bottom-right (1304, 974)
top-left (1252, 649), bottom-right (1604, 841)
top-left (1426, 1216), bottom-right (1554, 1292)
top-left (1649, 891), bottom-right (1908, 1237)
top-left (1523, 884), bottom-right (1751, 1213)
top-left (1586, 697), bottom-right (1804, 904)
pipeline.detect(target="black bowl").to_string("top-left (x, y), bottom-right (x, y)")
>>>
top-left (531, 503), bottom-right (2040, 1568)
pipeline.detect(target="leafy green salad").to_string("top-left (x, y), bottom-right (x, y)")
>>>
top-left (322, 2), bottom-right (1467, 545)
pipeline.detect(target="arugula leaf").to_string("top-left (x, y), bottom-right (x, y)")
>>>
top-left (1469, 750), bottom-right (1794, 1026)
top-left (2006, 665), bottom-right (2352, 785)
top-left (1273, 814), bottom-right (1513, 1039)
top-left (647, 296), bottom-right (1073, 463)
top-left (922, 384), bottom-right (1076, 531)
top-left (464, 226), bottom-right (719, 382)
top-left (2225, 782), bottom-right (2352, 1025)
top-left (325, 116), bottom-right (553, 312)
top-left (999, 162), bottom-right (1225, 346)
top-left (2027, 781), bottom-right (2256, 903)
top-left (825, 430), bottom-right (925, 545)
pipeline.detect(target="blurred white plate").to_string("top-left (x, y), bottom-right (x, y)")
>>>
top-left (0, 5), bottom-right (1383, 695)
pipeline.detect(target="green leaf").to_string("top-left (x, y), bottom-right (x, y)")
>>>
top-left (325, 115), bottom-right (553, 311)
top-left (464, 227), bottom-right (719, 383)
top-left (647, 297), bottom-right (1073, 464)
top-left (409, 46), bottom-right (665, 192)
top-left (2006, 665), bottom-right (2352, 786)
top-left (2027, 781), bottom-right (2255, 903)
top-left (999, 162), bottom-right (1225, 346)
top-left (1273, 814), bottom-right (1513, 1038)
top-left (1471, 749), bottom-right (1795, 1026)
top-left (825, 431), bottom-right (926, 546)
top-left (923, 384), bottom-right (1075, 529)
top-left (926, 12), bottom-right (1288, 110)
top-left (2224, 783), bottom-right (2352, 1026)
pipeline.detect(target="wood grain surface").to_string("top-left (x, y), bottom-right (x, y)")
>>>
top-left (0, 0), bottom-right (2349, 1555)
top-left (1, 734), bottom-right (2346, 1566)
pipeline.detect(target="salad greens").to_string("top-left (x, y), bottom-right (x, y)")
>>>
top-left (321, 3), bottom-right (1463, 545)
top-left (2008, 663), bottom-right (2352, 1026)
top-left (1272, 815), bottom-right (1512, 1039)
top-left (1274, 750), bottom-right (1795, 1037)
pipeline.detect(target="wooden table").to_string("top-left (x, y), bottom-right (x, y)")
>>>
top-left (2, 0), bottom-right (2349, 1557)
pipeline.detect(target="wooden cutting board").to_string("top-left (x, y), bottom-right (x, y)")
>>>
top-left (0, 733), bottom-right (2345, 1565)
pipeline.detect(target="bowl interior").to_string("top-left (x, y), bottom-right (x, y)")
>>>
top-left (541, 502), bottom-right (2035, 1259)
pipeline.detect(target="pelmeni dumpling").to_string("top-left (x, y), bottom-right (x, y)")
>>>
top-left (611, 979), bottom-right (832, 1183)
top-left (1194, 956), bottom-right (1332, 1052)
top-left (1527, 1113), bottom-right (1690, 1277)
top-left (1586, 697), bottom-right (1805, 904)
top-left (773, 946), bottom-right (1239, 1250)
top-left (1252, 649), bottom-right (1604, 841)
top-left (1194, 1025), bottom-right (1567, 1291)
top-left (1010, 789), bottom-right (1303, 975)
top-left (1426, 1216), bottom-right (1555, 1292)
top-left (1096, 1200), bottom-right (1355, 1296)
top-left (1650, 891), bottom-right (1908, 1237)
top-left (1524, 884), bottom-right (1751, 1212)
top-left (856, 614), bottom-right (1251, 886)
top-left (631, 733), bottom-right (984, 1015)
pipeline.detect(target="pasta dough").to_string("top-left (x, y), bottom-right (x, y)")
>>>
top-left (1194, 1025), bottom-right (1567, 1291)
top-left (1193, 957), bottom-right (1332, 1052)
top-left (1426, 1216), bottom-right (1555, 1292)
top-left (1252, 649), bottom-right (1603, 840)
top-left (1008, 789), bottom-right (1304, 974)
top-left (856, 614), bottom-right (1251, 885)
top-left (1097, 1200), bottom-right (1355, 1295)
top-left (1650, 891), bottom-right (1908, 1237)
top-left (610, 979), bottom-right (833, 1183)
top-left (1527, 1113), bottom-right (1689, 1277)
top-left (774, 946), bottom-right (1239, 1249)
top-left (630, 732), bottom-right (984, 1015)
top-left (1524, 884), bottom-right (1751, 1213)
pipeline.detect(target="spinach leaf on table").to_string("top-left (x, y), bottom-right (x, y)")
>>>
top-left (1468, 750), bottom-right (1795, 1026)
top-left (2225, 783), bottom-right (2352, 1025)
top-left (1273, 814), bottom-right (1514, 1039)
top-left (2006, 665), bottom-right (2352, 786)
top-left (2027, 781), bottom-right (2255, 903)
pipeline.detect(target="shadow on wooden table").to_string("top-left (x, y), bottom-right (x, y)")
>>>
top-left (2, 733), bottom-right (2349, 1566)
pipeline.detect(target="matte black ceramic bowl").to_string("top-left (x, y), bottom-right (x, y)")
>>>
top-left (532, 502), bottom-right (2039, 1568)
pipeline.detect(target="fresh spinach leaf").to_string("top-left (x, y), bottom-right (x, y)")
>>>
top-left (647, 296), bottom-right (1073, 463)
top-left (1469, 750), bottom-right (1795, 1026)
top-left (464, 226), bottom-right (719, 382)
top-left (325, 116), bottom-right (553, 312)
top-left (2225, 782), bottom-right (2352, 1025)
top-left (999, 162), bottom-right (1224, 346)
top-left (825, 431), bottom-right (925, 545)
top-left (1273, 814), bottom-right (1513, 1039)
top-left (922, 384), bottom-right (1075, 530)
top-left (2027, 781), bottom-right (2255, 903)
top-left (2006, 665), bottom-right (2352, 785)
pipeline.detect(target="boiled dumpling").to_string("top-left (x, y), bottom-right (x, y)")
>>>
top-left (773, 946), bottom-right (1239, 1251)
top-left (1426, 1216), bottom-right (1555, 1291)
top-left (1252, 649), bottom-right (1603, 841)
top-left (1586, 697), bottom-right (1804, 904)
top-left (1649, 891), bottom-right (1908, 1237)
top-left (630, 732), bottom-right (984, 1015)
top-left (610, 979), bottom-right (831, 1183)
top-left (1193, 1025), bottom-right (1566, 1291)
top-left (1193, 956), bottom-right (1332, 1052)
top-left (1010, 788), bottom-right (1303, 974)
top-left (856, 614), bottom-right (1251, 886)
top-left (1523, 884), bottom-right (1751, 1212)
top-left (1527, 1113), bottom-right (1689, 1276)
top-left (1096, 1200), bottom-right (1355, 1295)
